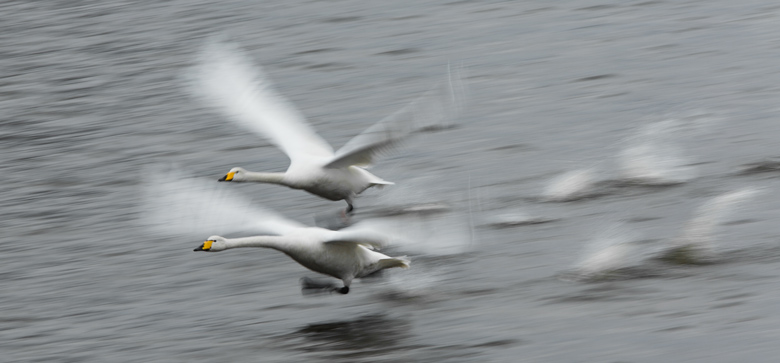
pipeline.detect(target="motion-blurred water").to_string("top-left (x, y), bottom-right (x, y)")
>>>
top-left (5, 1), bottom-right (780, 361)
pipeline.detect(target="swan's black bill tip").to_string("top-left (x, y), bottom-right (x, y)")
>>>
top-left (217, 176), bottom-right (226, 182)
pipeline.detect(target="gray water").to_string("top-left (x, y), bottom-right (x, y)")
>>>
top-left (5, 0), bottom-right (780, 361)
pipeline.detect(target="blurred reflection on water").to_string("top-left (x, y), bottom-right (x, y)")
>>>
top-left (287, 314), bottom-right (409, 358)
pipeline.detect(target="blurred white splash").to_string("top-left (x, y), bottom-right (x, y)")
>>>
top-left (619, 119), bottom-right (697, 185)
top-left (375, 261), bottom-right (454, 301)
top-left (668, 187), bottom-right (761, 263)
top-left (572, 223), bottom-right (642, 279)
top-left (541, 168), bottom-right (598, 202)
top-left (364, 174), bottom-right (454, 215)
top-left (139, 167), bottom-right (304, 238)
top-left (357, 212), bottom-right (473, 256)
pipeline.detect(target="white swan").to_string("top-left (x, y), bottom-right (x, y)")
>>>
top-left (194, 230), bottom-right (410, 294)
top-left (142, 169), bottom-right (411, 294)
top-left (190, 40), bottom-right (464, 212)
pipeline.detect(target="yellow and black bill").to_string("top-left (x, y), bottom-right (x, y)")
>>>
top-left (193, 240), bottom-right (214, 252)
top-left (217, 172), bottom-right (235, 182)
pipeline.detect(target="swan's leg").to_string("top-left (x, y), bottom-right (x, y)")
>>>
top-left (300, 277), bottom-right (351, 295)
top-left (336, 277), bottom-right (353, 295)
top-left (341, 198), bottom-right (355, 223)
top-left (344, 195), bottom-right (355, 214)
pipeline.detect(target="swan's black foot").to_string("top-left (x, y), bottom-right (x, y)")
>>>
top-left (346, 203), bottom-right (354, 214)
top-left (300, 277), bottom-right (350, 295)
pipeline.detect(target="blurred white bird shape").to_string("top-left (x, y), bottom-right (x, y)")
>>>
top-left (189, 40), bottom-right (465, 213)
top-left (143, 170), bottom-right (411, 294)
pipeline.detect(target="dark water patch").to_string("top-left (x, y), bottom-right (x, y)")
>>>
top-left (577, 5), bottom-right (619, 11)
top-left (718, 246), bottom-right (780, 265)
top-left (322, 16), bottom-right (362, 23)
top-left (574, 74), bottom-right (619, 82)
top-left (459, 287), bottom-right (500, 296)
top-left (523, 7), bottom-right (556, 14)
top-left (417, 123), bottom-right (458, 132)
top-left (473, 7), bottom-right (504, 14)
top-left (369, 203), bottom-right (452, 218)
top-left (294, 48), bottom-right (341, 55)
top-left (275, 61), bottom-right (314, 69)
top-left (543, 288), bottom-right (638, 303)
top-left (220, 144), bottom-right (272, 152)
top-left (657, 311), bottom-right (701, 318)
top-left (633, 1), bottom-right (664, 6)
top-left (305, 62), bottom-right (351, 70)
top-left (656, 246), bottom-right (716, 266)
top-left (376, 48), bottom-right (420, 56)
top-left (710, 301), bottom-right (745, 309)
top-left (716, 293), bottom-right (754, 301)
top-left (627, 216), bottom-right (661, 223)
top-left (721, 218), bottom-right (758, 226)
top-left (391, 15), bottom-right (424, 21)
top-left (597, 92), bottom-right (629, 98)
top-left (482, 216), bottom-right (559, 229)
top-left (445, 0), bottom-right (475, 5)
top-left (600, 179), bottom-right (687, 191)
top-left (471, 339), bottom-right (521, 348)
top-left (558, 265), bottom-right (669, 283)
top-left (487, 143), bottom-right (534, 152)
top-left (371, 290), bottom-right (434, 305)
top-left (655, 325), bottom-right (693, 332)
top-left (737, 159), bottom-right (780, 175)
top-left (284, 314), bottom-right (410, 355)
top-left (674, 26), bottom-right (711, 33)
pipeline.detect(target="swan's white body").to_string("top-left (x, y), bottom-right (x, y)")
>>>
top-left (201, 228), bottom-right (410, 289)
top-left (191, 41), bottom-right (463, 209)
top-left (226, 164), bottom-right (390, 206)
top-left (144, 172), bottom-right (412, 293)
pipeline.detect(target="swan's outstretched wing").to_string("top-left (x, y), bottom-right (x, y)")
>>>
top-left (141, 169), bottom-right (305, 238)
top-left (324, 65), bottom-right (466, 169)
top-left (189, 41), bottom-right (334, 163)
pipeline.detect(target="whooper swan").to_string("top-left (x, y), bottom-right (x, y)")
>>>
top-left (143, 170), bottom-right (410, 294)
top-left (189, 40), bottom-right (464, 213)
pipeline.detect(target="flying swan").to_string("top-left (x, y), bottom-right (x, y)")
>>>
top-left (189, 40), bottom-right (465, 213)
top-left (142, 171), bottom-right (411, 294)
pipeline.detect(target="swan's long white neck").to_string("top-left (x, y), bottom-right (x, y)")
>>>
top-left (239, 171), bottom-right (287, 185)
top-left (225, 236), bottom-right (289, 251)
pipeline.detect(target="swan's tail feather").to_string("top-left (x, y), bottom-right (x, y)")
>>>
top-left (370, 180), bottom-right (395, 186)
top-left (379, 256), bottom-right (411, 269)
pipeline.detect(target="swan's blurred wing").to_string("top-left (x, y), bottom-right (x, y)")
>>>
top-left (189, 41), bottom-right (334, 163)
top-left (324, 213), bottom-right (473, 255)
top-left (141, 170), bottom-right (305, 238)
top-left (324, 65), bottom-right (466, 169)
top-left (321, 223), bottom-right (393, 250)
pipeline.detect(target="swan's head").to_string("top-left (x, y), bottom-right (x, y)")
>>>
top-left (218, 167), bottom-right (246, 182)
top-left (193, 236), bottom-right (228, 252)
